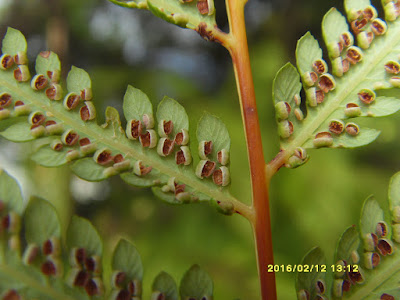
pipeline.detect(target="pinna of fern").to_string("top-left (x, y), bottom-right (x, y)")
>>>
top-left (0, 168), bottom-right (214, 299)
top-left (269, 0), bottom-right (400, 172)
top-left (0, 27), bottom-right (252, 219)
top-left (296, 170), bottom-right (400, 300)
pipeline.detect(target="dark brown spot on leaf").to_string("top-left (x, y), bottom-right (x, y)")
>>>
top-left (385, 61), bottom-right (400, 74)
top-left (175, 184), bottom-right (186, 195)
top-left (319, 75), bottom-right (335, 93)
top-left (204, 141), bottom-right (213, 156)
top-left (347, 270), bottom-right (363, 284)
top-left (2, 214), bottom-right (10, 229)
top-left (53, 142), bottom-right (63, 151)
top-left (345, 123), bottom-right (359, 136)
top-left (377, 239), bottom-right (393, 256)
top-left (381, 294), bottom-right (395, 300)
top-left (45, 120), bottom-right (56, 127)
top-left (46, 86), bottom-right (57, 100)
top-left (376, 222), bottom-right (388, 237)
top-left (127, 280), bottom-right (136, 295)
top-left (0, 93), bottom-right (12, 108)
top-left (213, 168), bottom-right (223, 185)
top-left (175, 132), bottom-right (184, 145)
top-left (85, 278), bottom-right (99, 296)
top-left (351, 18), bottom-right (368, 34)
top-left (176, 149), bottom-right (186, 165)
top-left (347, 49), bottom-right (362, 64)
top-left (114, 271), bottom-right (126, 288)
top-left (363, 7), bottom-right (374, 20)
top-left (40, 51), bottom-right (51, 58)
top-left (43, 239), bottom-right (54, 255)
top-left (96, 149), bottom-right (113, 165)
top-left (113, 154), bottom-right (124, 163)
top-left (140, 131), bottom-right (151, 147)
top-left (358, 90), bottom-right (375, 104)
top-left (1, 55), bottom-right (14, 69)
top-left (156, 293), bottom-right (166, 300)
top-left (2, 289), bottom-right (20, 300)
top-left (340, 33), bottom-right (352, 47)
top-left (41, 260), bottom-right (57, 276)
top-left (342, 58), bottom-right (350, 73)
top-left (312, 60), bottom-right (326, 74)
top-left (202, 161), bottom-right (215, 177)
top-left (66, 94), bottom-right (80, 110)
top-left (85, 257), bottom-right (96, 272)
top-left (80, 105), bottom-right (90, 121)
top-left (371, 252), bottom-right (380, 267)
top-left (163, 120), bottom-right (173, 136)
top-left (79, 138), bottom-right (91, 146)
top-left (34, 75), bottom-right (48, 90)
top-left (196, 22), bottom-right (217, 42)
top-left (116, 290), bottom-right (131, 300)
top-left (130, 120), bottom-right (142, 139)
top-left (74, 270), bottom-right (89, 287)
top-left (162, 138), bottom-right (175, 156)
top-left (14, 68), bottom-right (24, 81)
top-left (197, 0), bottom-right (209, 14)
top-left (316, 89), bottom-right (324, 104)
top-left (329, 120), bottom-right (344, 134)
top-left (14, 100), bottom-right (24, 107)
top-left (371, 20), bottom-right (386, 35)
top-left (342, 279), bottom-right (351, 292)
top-left (65, 131), bottom-right (80, 146)
top-left (138, 161), bottom-right (152, 175)
top-left (75, 248), bottom-right (87, 266)
top-left (316, 280), bottom-right (325, 294)
top-left (31, 112), bottom-right (45, 125)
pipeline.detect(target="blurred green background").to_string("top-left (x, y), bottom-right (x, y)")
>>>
top-left (0, 0), bottom-right (399, 298)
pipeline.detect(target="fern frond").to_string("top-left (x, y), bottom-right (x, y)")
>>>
top-left (0, 168), bottom-right (213, 299)
top-left (273, 0), bottom-right (400, 168)
top-left (296, 170), bottom-right (400, 299)
top-left (0, 28), bottom-right (249, 217)
top-left (108, 0), bottom-right (222, 42)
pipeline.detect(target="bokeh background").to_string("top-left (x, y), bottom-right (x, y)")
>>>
top-left (0, 0), bottom-right (399, 298)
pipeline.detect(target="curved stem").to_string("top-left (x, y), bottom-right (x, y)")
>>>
top-left (224, 0), bottom-right (277, 298)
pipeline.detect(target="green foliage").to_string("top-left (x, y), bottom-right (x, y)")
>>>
top-left (108, 0), bottom-right (217, 31)
top-left (0, 168), bottom-right (214, 299)
top-left (296, 171), bottom-right (400, 299)
top-left (0, 27), bottom-right (240, 213)
top-left (273, 0), bottom-right (400, 168)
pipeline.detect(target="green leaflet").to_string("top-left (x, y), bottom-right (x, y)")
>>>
top-left (108, 0), bottom-right (217, 31)
top-left (152, 271), bottom-right (178, 300)
top-left (35, 51), bottom-right (61, 82)
top-left (196, 112), bottom-right (230, 161)
top-left (0, 28), bottom-right (239, 213)
top-left (123, 85), bottom-right (153, 121)
top-left (179, 265), bottom-right (213, 299)
top-left (66, 66), bottom-right (91, 94)
top-left (1, 122), bottom-right (35, 142)
top-left (322, 8), bottom-right (350, 59)
top-left (31, 145), bottom-right (68, 167)
top-left (66, 215), bottom-right (103, 256)
top-left (156, 96), bottom-right (189, 137)
top-left (297, 171), bottom-right (400, 299)
top-left (24, 197), bottom-right (61, 245)
top-left (273, 1), bottom-right (400, 166)
top-left (0, 169), bottom-right (24, 214)
top-left (0, 172), bottom-right (217, 299)
top-left (1, 27), bottom-right (27, 55)
top-left (295, 247), bottom-right (326, 300)
top-left (360, 196), bottom-right (385, 236)
top-left (334, 226), bottom-right (360, 263)
top-left (112, 239), bottom-right (143, 281)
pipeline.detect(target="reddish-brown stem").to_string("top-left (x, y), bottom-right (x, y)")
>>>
top-left (224, 0), bottom-right (277, 298)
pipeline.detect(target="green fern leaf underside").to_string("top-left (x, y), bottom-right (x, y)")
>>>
top-left (0, 28), bottom-right (239, 210)
top-left (273, 0), bottom-right (400, 167)
top-left (0, 169), bottom-right (213, 299)
top-left (297, 170), bottom-right (400, 299)
top-left (108, 0), bottom-right (217, 31)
